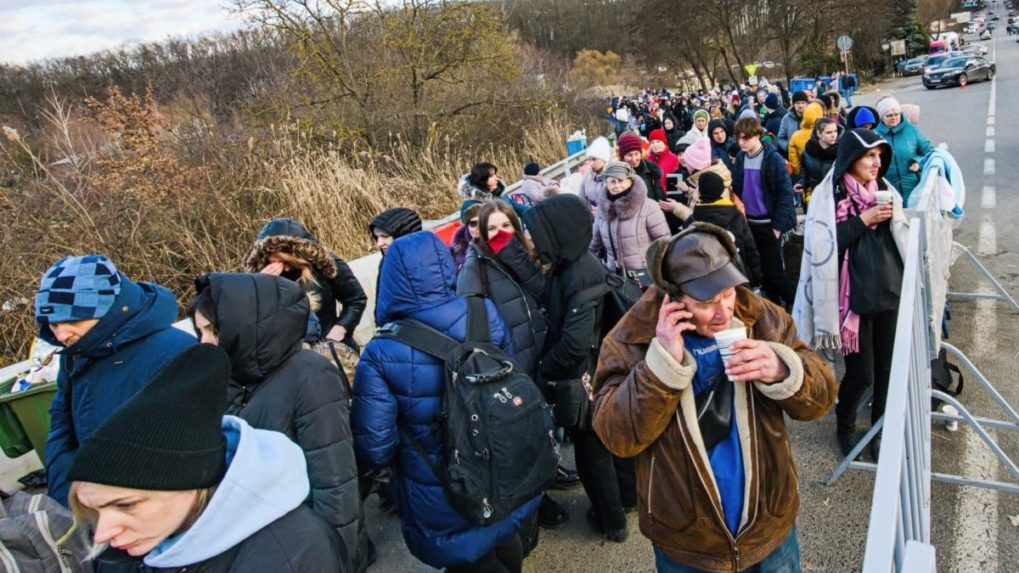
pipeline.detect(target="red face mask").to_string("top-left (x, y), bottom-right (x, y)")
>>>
top-left (488, 229), bottom-right (514, 254)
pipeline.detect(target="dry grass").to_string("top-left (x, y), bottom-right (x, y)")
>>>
top-left (0, 92), bottom-right (576, 365)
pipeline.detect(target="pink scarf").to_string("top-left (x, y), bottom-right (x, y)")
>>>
top-left (835, 173), bottom-right (879, 355)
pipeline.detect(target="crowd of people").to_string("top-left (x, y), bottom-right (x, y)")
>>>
top-left (29, 77), bottom-right (940, 573)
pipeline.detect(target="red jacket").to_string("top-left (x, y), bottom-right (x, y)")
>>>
top-left (648, 149), bottom-right (680, 191)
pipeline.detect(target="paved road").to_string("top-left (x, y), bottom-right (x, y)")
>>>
top-left (364, 31), bottom-right (1019, 573)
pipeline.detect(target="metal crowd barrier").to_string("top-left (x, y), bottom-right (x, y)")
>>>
top-left (825, 162), bottom-right (1019, 571)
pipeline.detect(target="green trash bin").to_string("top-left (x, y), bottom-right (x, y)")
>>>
top-left (0, 378), bottom-right (57, 462)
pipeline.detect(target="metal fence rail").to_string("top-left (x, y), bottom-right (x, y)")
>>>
top-left (826, 160), bottom-right (1019, 571)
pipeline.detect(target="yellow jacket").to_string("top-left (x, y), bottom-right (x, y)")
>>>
top-left (788, 102), bottom-right (825, 179)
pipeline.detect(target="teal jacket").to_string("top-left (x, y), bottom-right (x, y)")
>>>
top-left (875, 119), bottom-right (933, 203)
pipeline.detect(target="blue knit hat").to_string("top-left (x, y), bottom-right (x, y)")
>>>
top-left (35, 254), bottom-right (122, 324)
top-left (854, 107), bottom-right (877, 128)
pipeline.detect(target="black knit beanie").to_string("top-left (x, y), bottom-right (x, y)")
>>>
top-left (369, 207), bottom-right (423, 239)
top-left (792, 91), bottom-right (810, 104)
top-left (68, 344), bottom-right (229, 491)
top-left (698, 171), bottom-right (725, 203)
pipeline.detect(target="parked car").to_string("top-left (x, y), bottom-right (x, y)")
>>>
top-left (989, 21), bottom-right (998, 30)
top-left (962, 44), bottom-right (989, 56)
top-left (902, 55), bottom-right (929, 76)
top-left (980, 28), bottom-right (993, 40)
top-left (923, 56), bottom-right (996, 89)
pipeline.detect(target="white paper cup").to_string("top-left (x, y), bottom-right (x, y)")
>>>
top-left (875, 190), bottom-right (894, 205)
top-left (714, 328), bottom-right (748, 381)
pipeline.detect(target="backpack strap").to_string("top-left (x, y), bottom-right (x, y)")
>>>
top-left (398, 426), bottom-right (445, 482)
top-left (375, 320), bottom-right (459, 360)
top-left (466, 295), bottom-right (491, 345)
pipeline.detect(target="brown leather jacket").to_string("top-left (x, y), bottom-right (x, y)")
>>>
top-left (592, 286), bottom-right (836, 572)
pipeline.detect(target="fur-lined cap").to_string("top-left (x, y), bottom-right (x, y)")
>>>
top-left (646, 222), bottom-right (744, 299)
top-left (244, 235), bottom-right (338, 279)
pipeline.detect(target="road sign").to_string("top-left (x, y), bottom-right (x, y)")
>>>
top-left (837, 35), bottom-right (853, 52)
top-left (744, 63), bottom-right (760, 77)
top-left (890, 40), bottom-right (906, 56)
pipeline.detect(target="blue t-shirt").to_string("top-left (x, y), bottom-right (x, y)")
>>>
top-left (683, 332), bottom-right (745, 536)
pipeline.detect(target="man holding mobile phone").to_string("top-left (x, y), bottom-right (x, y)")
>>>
top-left (592, 223), bottom-right (836, 573)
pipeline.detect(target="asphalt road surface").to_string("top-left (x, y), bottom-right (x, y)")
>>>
top-left (363, 32), bottom-right (1019, 573)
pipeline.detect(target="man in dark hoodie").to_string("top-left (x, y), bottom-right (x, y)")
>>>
top-left (36, 255), bottom-right (195, 507)
top-left (522, 195), bottom-right (635, 544)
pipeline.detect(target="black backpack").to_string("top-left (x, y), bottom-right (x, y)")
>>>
top-left (375, 296), bottom-right (559, 525)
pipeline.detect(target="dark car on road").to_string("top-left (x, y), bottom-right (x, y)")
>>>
top-left (900, 55), bottom-right (928, 76)
top-left (923, 56), bottom-right (996, 89)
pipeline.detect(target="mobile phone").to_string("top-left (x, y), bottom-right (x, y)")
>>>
top-left (665, 173), bottom-right (683, 192)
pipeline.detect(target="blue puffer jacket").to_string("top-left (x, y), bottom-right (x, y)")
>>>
top-left (351, 231), bottom-right (539, 569)
top-left (41, 278), bottom-right (195, 505)
top-left (876, 118), bottom-right (933, 204)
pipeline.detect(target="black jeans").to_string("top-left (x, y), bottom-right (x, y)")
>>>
top-left (749, 223), bottom-right (794, 307)
top-left (446, 514), bottom-right (529, 573)
top-left (836, 310), bottom-right (899, 429)
top-left (572, 427), bottom-right (634, 532)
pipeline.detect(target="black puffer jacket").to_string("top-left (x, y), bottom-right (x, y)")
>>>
top-left (522, 195), bottom-right (606, 385)
top-left (196, 272), bottom-right (360, 563)
top-left (798, 137), bottom-right (838, 191)
top-left (244, 218), bottom-right (367, 342)
top-left (688, 203), bottom-right (763, 287)
top-left (138, 505), bottom-right (347, 573)
top-left (635, 159), bottom-right (666, 201)
top-left (456, 238), bottom-right (548, 377)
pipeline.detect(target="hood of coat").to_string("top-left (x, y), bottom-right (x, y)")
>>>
top-left (244, 218), bottom-right (337, 279)
top-left (599, 175), bottom-right (649, 221)
top-left (376, 231), bottom-right (458, 324)
top-left (39, 278), bottom-right (184, 358)
top-left (196, 273), bottom-right (307, 386)
top-left (143, 416), bottom-right (309, 568)
top-left (799, 102), bottom-right (824, 133)
top-left (707, 118), bottom-right (730, 143)
top-left (832, 128), bottom-right (892, 183)
top-left (522, 194), bottom-right (593, 270)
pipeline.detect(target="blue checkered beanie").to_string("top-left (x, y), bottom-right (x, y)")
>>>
top-left (35, 255), bottom-right (122, 324)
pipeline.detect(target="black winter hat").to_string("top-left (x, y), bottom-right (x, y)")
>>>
top-left (698, 171), bottom-right (725, 203)
top-left (68, 345), bottom-right (229, 491)
top-left (524, 162), bottom-right (541, 176)
top-left (369, 207), bottom-right (422, 239)
top-left (792, 91), bottom-right (810, 104)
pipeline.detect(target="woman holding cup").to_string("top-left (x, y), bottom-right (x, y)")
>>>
top-left (793, 128), bottom-right (910, 459)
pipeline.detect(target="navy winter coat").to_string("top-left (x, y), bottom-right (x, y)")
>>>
top-left (731, 141), bottom-right (798, 232)
top-left (42, 279), bottom-right (195, 505)
top-left (351, 231), bottom-right (539, 569)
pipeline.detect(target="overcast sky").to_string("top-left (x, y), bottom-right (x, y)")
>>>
top-left (0, 1), bottom-right (245, 65)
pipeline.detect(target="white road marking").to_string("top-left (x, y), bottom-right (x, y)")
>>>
top-left (987, 116), bottom-right (995, 125)
top-left (984, 158), bottom-right (995, 175)
top-left (979, 216), bottom-right (996, 255)
top-left (982, 186), bottom-right (996, 209)
top-left (986, 126), bottom-right (995, 137)
top-left (985, 139), bottom-right (995, 153)
top-left (952, 299), bottom-right (1000, 573)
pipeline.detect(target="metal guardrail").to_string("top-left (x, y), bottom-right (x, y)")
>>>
top-left (826, 161), bottom-right (1019, 571)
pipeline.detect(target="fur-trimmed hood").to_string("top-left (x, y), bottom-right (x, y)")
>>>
top-left (244, 219), bottom-right (338, 279)
top-left (646, 222), bottom-right (740, 299)
top-left (599, 175), bottom-right (650, 221)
